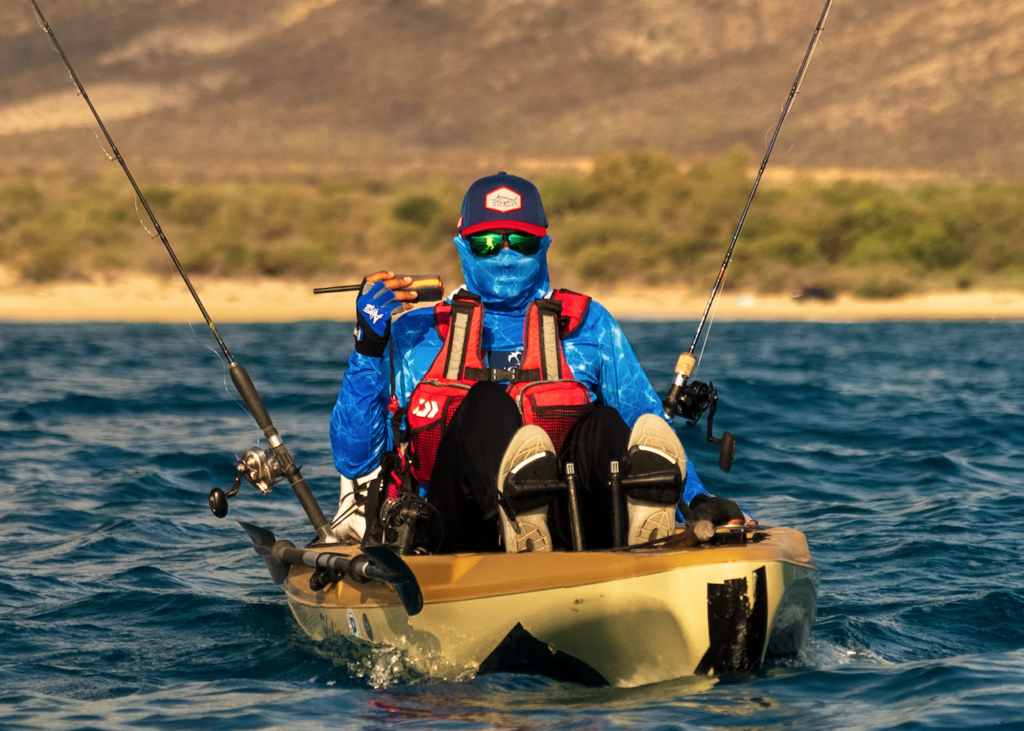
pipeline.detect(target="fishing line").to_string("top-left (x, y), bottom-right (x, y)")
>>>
top-left (33, 6), bottom-right (117, 162)
top-left (77, 94), bottom-right (116, 161)
top-left (133, 196), bottom-right (156, 238)
top-left (694, 264), bottom-right (729, 376)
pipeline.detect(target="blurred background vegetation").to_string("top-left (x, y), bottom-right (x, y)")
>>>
top-left (4, 147), bottom-right (1024, 298)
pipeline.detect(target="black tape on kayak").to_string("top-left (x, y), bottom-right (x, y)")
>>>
top-left (695, 566), bottom-right (768, 675)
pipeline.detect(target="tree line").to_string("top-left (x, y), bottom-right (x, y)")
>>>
top-left (3, 148), bottom-right (1023, 298)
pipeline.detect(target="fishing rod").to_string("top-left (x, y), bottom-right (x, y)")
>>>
top-left (30, 0), bottom-right (331, 541)
top-left (313, 276), bottom-right (444, 299)
top-left (663, 0), bottom-right (835, 470)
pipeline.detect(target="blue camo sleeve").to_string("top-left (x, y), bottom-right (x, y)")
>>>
top-left (562, 301), bottom-right (665, 428)
top-left (329, 351), bottom-right (391, 478)
top-left (330, 309), bottom-right (441, 479)
top-left (682, 457), bottom-right (709, 504)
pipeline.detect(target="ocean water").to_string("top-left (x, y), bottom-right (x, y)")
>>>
top-left (2, 319), bottom-right (1023, 730)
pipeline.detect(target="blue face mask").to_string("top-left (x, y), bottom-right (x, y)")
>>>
top-left (454, 235), bottom-right (552, 310)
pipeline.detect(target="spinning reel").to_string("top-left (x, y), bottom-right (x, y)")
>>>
top-left (664, 356), bottom-right (736, 472)
top-left (208, 447), bottom-right (285, 518)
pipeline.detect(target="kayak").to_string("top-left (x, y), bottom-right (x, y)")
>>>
top-left (240, 521), bottom-right (817, 688)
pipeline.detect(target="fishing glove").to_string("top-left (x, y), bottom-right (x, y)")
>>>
top-left (686, 493), bottom-right (745, 526)
top-left (354, 279), bottom-right (403, 357)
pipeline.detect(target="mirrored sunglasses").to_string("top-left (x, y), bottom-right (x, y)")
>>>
top-left (465, 231), bottom-right (543, 258)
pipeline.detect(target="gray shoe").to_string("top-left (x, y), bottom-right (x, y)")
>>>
top-left (626, 414), bottom-right (687, 545)
top-left (497, 425), bottom-right (555, 553)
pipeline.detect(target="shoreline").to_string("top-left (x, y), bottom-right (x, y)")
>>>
top-left (2, 272), bottom-right (1024, 323)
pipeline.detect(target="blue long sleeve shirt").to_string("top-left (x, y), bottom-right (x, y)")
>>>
top-left (329, 296), bottom-right (708, 504)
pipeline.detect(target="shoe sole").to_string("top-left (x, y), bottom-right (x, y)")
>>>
top-left (626, 415), bottom-right (687, 545)
top-left (627, 498), bottom-right (677, 544)
top-left (497, 425), bottom-right (554, 553)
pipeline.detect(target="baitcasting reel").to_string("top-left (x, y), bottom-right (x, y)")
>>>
top-left (208, 447), bottom-right (285, 518)
top-left (664, 379), bottom-right (736, 473)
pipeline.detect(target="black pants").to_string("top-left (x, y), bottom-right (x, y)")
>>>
top-left (426, 382), bottom-right (631, 553)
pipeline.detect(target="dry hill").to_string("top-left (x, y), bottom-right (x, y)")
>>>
top-left (2, 0), bottom-right (1024, 180)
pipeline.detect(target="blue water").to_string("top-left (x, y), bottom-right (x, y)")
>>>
top-left (2, 320), bottom-right (1023, 730)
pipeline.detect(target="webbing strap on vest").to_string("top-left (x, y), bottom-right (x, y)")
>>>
top-left (511, 298), bottom-right (569, 385)
top-left (442, 298), bottom-right (474, 380)
top-left (540, 299), bottom-right (561, 381)
top-left (423, 291), bottom-right (486, 382)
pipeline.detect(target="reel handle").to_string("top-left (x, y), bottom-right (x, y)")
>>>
top-left (209, 463), bottom-right (244, 518)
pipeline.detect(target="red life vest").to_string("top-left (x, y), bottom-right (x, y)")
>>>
top-left (406, 289), bottom-right (593, 483)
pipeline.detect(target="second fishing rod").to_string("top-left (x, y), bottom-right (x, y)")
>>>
top-left (663, 0), bottom-right (835, 470)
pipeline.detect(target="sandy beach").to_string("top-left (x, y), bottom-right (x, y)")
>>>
top-left (2, 268), bottom-right (1024, 323)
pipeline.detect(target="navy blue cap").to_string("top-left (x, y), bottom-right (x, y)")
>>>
top-left (457, 172), bottom-right (548, 236)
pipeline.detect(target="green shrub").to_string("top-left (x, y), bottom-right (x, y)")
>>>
top-left (170, 189), bottom-right (222, 226)
top-left (182, 248), bottom-right (217, 275)
top-left (755, 233), bottom-right (819, 266)
top-left (854, 277), bottom-right (911, 299)
top-left (23, 240), bottom-right (74, 282)
top-left (311, 196), bottom-right (353, 228)
top-left (0, 183), bottom-right (44, 228)
top-left (907, 220), bottom-right (969, 270)
top-left (141, 187), bottom-right (175, 210)
top-left (576, 246), bottom-right (638, 282)
top-left (392, 195), bottom-right (440, 226)
top-left (539, 175), bottom-right (594, 215)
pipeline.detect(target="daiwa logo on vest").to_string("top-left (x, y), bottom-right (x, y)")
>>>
top-left (362, 303), bottom-right (385, 324)
top-left (484, 187), bottom-right (522, 212)
top-left (411, 398), bottom-right (439, 418)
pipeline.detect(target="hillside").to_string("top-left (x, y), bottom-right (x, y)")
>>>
top-left (2, 0), bottom-right (1024, 181)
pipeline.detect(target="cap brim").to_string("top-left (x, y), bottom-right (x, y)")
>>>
top-left (460, 220), bottom-right (548, 237)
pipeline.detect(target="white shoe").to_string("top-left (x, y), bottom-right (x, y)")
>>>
top-left (626, 415), bottom-right (687, 545)
top-left (497, 426), bottom-right (555, 553)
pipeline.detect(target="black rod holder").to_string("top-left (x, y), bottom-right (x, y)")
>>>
top-left (565, 463), bottom-right (586, 552)
top-left (609, 461), bottom-right (625, 549)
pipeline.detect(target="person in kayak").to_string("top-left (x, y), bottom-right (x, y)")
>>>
top-left (330, 172), bottom-right (746, 553)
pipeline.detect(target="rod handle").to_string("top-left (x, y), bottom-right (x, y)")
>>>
top-left (674, 353), bottom-right (696, 379)
top-left (314, 275), bottom-right (444, 303)
top-left (229, 363), bottom-right (272, 431)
